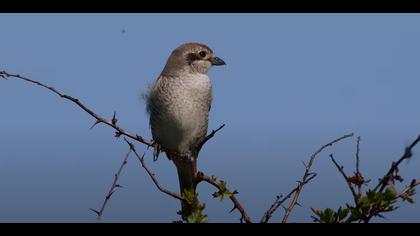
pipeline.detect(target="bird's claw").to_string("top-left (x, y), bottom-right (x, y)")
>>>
top-left (152, 140), bottom-right (162, 162)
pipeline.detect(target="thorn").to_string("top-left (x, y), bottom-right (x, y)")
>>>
top-left (90, 120), bottom-right (101, 129)
top-left (410, 179), bottom-right (417, 187)
top-left (282, 205), bottom-right (288, 212)
top-left (106, 190), bottom-right (116, 199)
top-left (89, 208), bottom-right (100, 216)
top-left (229, 206), bottom-right (237, 213)
top-left (404, 147), bottom-right (413, 158)
top-left (115, 131), bottom-right (122, 138)
top-left (112, 111), bottom-right (118, 125)
top-left (115, 184), bottom-right (123, 188)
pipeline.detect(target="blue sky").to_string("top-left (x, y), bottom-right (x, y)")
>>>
top-left (0, 14), bottom-right (419, 222)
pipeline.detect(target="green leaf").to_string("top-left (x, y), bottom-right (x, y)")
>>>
top-left (406, 197), bottom-right (415, 204)
top-left (366, 189), bottom-right (377, 201)
top-left (384, 187), bottom-right (397, 201)
top-left (182, 189), bottom-right (199, 205)
top-left (183, 197), bottom-right (208, 223)
top-left (186, 210), bottom-right (208, 223)
top-left (350, 207), bottom-right (362, 219)
top-left (212, 181), bottom-right (235, 201)
top-left (311, 208), bottom-right (322, 217)
top-left (337, 207), bottom-right (349, 221)
top-left (407, 189), bottom-right (416, 197)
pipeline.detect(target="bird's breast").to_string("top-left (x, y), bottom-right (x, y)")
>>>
top-left (149, 73), bottom-right (212, 152)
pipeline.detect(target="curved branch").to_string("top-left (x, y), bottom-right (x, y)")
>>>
top-left (0, 70), bottom-right (154, 147)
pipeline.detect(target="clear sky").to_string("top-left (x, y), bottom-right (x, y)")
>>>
top-left (0, 14), bottom-right (419, 222)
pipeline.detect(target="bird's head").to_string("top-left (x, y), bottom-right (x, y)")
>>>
top-left (161, 42), bottom-right (226, 76)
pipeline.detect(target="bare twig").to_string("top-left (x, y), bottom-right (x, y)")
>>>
top-left (344, 136), bottom-right (369, 199)
top-left (280, 133), bottom-right (354, 223)
top-left (0, 71), bottom-right (154, 147)
top-left (374, 135), bottom-right (420, 193)
top-left (329, 154), bottom-right (359, 205)
top-left (196, 171), bottom-right (252, 223)
top-left (355, 136), bottom-right (361, 177)
top-left (355, 136), bottom-right (362, 196)
top-left (91, 147), bottom-right (132, 222)
top-left (124, 138), bottom-right (184, 201)
top-left (260, 133), bottom-right (354, 223)
top-left (260, 173), bottom-right (317, 223)
top-left (262, 133), bottom-right (354, 223)
top-left (197, 124), bottom-right (225, 153)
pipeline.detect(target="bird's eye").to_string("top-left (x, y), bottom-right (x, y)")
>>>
top-left (199, 51), bottom-right (207, 58)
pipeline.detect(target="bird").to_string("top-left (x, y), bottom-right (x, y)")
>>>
top-left (145, 42), bottom-right (226, 219)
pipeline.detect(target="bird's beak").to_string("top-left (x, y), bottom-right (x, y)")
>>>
top-left (209, 56), bottom-right (226, 66)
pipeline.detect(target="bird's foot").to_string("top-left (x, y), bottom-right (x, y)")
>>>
top-left (151, 140), bottom-right (162, 162)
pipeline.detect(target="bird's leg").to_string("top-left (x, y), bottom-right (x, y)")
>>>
top-left (179, 152), bottom-right (194, 164)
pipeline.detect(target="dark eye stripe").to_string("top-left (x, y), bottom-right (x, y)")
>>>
top-left (186, 51), bottom-right (207, 64)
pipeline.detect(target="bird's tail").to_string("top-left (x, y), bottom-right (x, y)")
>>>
top-left (169, 153), bottom-right (198, 220)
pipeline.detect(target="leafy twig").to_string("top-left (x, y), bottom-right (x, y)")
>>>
top-left (374, 135), bottom-right (420, 193)
top-left (397, 179), bottom-right (420, 200)
top-left (196, 171), bottom-right (252, 223)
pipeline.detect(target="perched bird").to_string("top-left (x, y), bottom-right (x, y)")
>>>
top-left (145, 42), bottom-right (225, 219)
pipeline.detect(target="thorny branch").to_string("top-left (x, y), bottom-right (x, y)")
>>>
top-left (0, 70), bottom-right (241, 222)
top-left (4, 70), bottom-right (418, 223)
top-left (355, 136), bottom-right (363, 196)
top-left (196, 172), bottom-right (252, 223)
top-left (260, 133), bottom-right (354, 223)
top-left (124, 138), bottom-right (184, 201)
top-left (281, 133), bottom-right (354, 223)
top-left (374, 135), bottom-right (420, 193)
top-left (260, 174), bottom-right (317, 223)
top-left (362, 135), bottom-right (420, 223)
top-left (0, 71), bottom-right (154, 147)
top-left (90, 147), bottom-right (132, 222)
